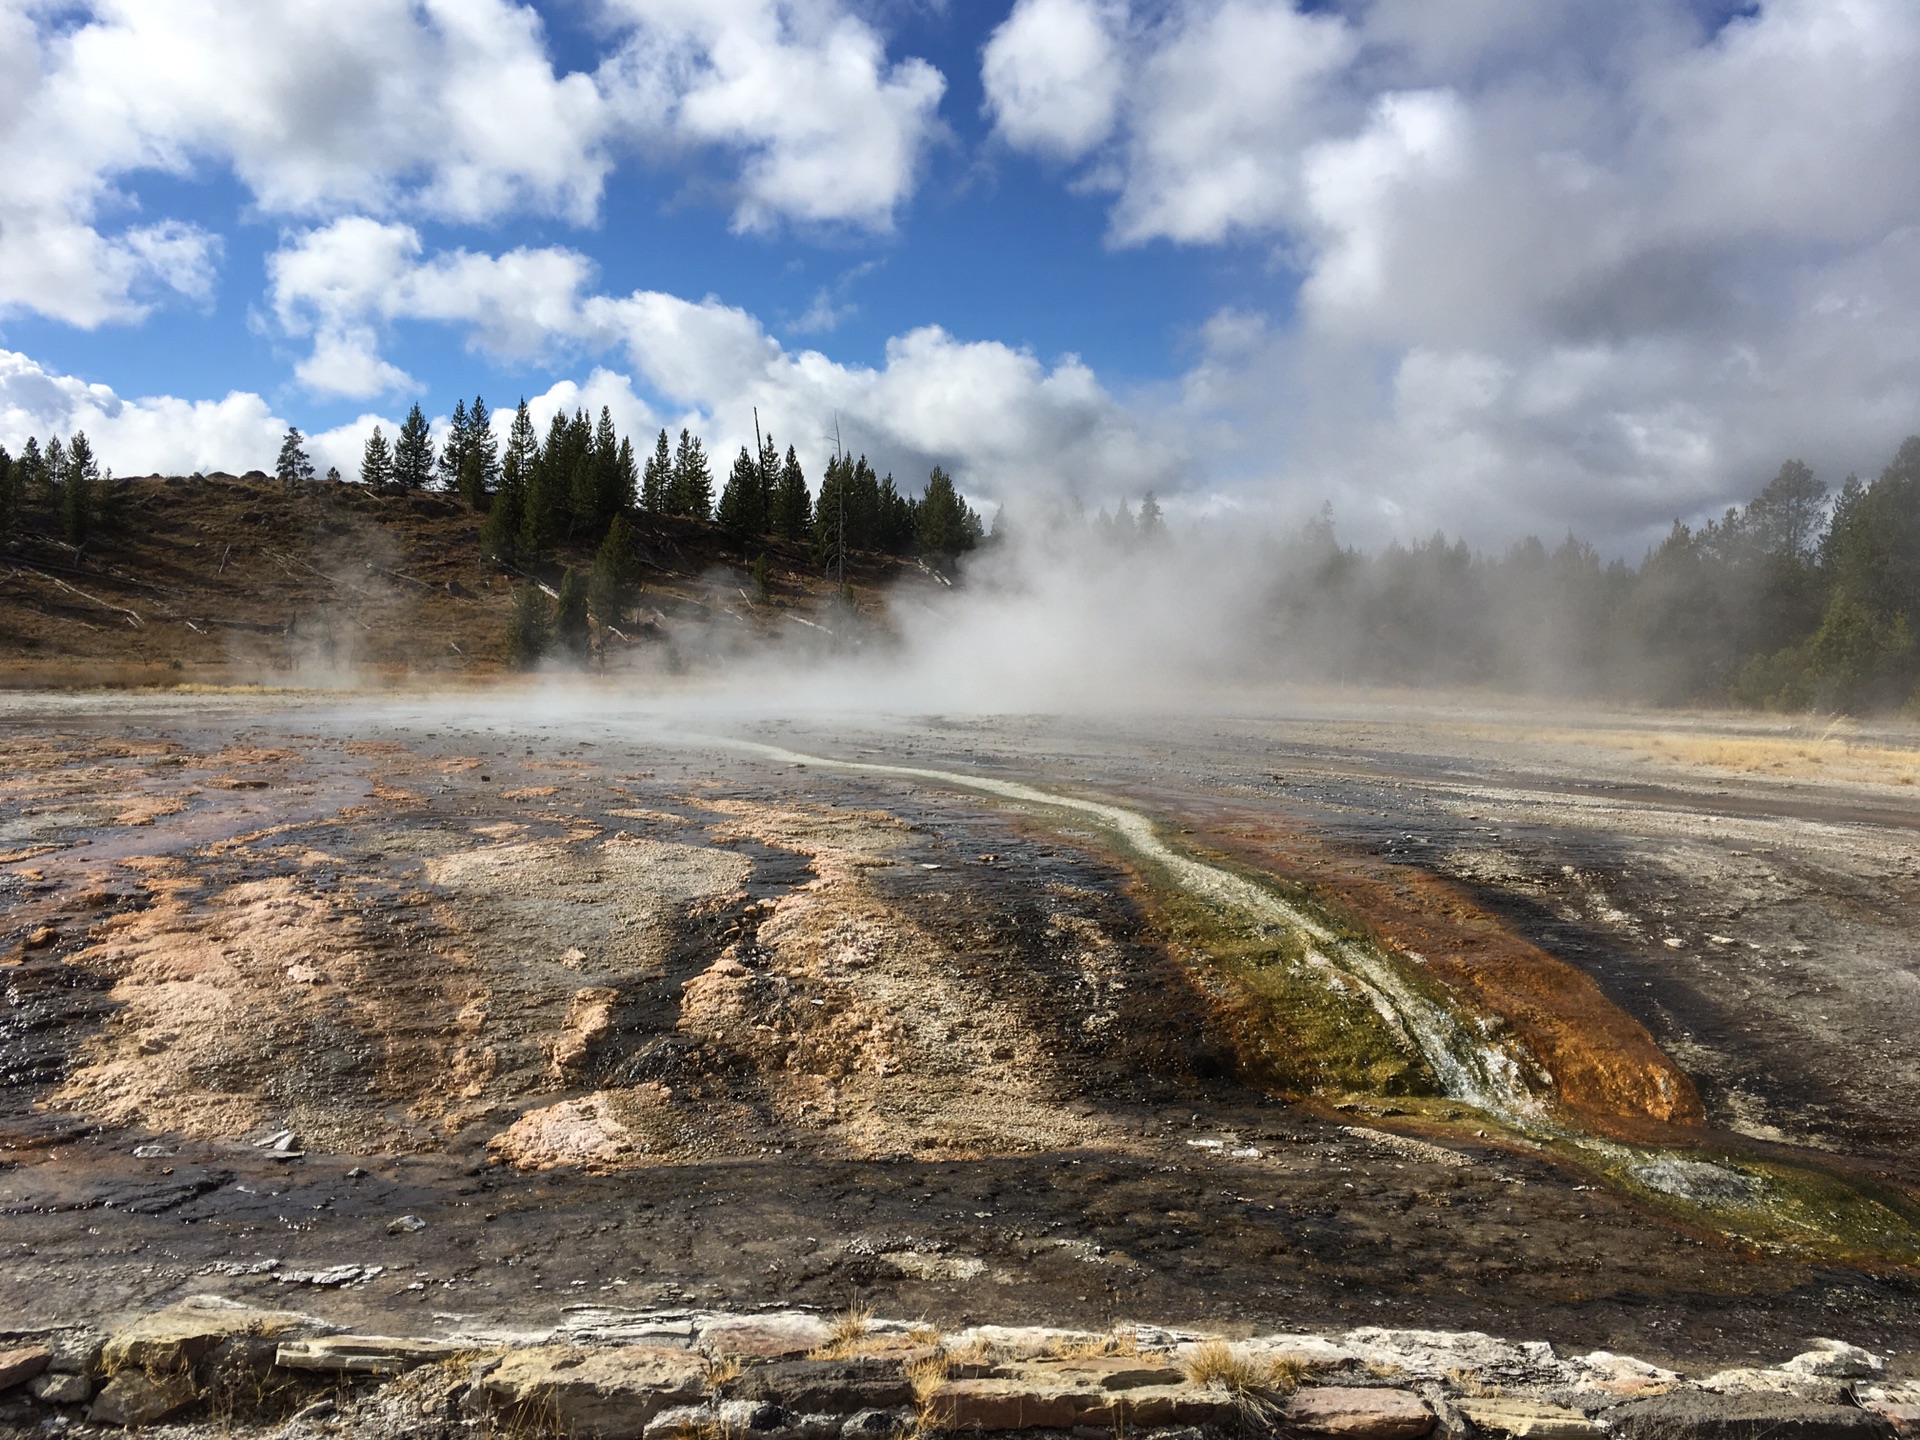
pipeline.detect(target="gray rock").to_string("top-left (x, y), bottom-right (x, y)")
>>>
top-left (719, 1398), bottom-right (803, 1435)
top-left (102, 1298), bottom-right (327, 1374)
top-left (1699, 1369), bottom-right (1852, 1405)
top-left (479, 1343), bottom-right (707, 1440)
top-left (1609, 1391), bottom-right (1894, 1440)
top-left (644, 1403), bottom-right (711, 1440)
top-left (1457, 1398), bottom-right (1598, 1439)
top-left (1783, 1342), bottom-right (1886, 1381)
top-left (0, 1346), bottom-right (51, 1393)
top-left (89, 1370), bottom-right (198, 1427)
top-left (729, 1358), bottom-right (917, 1412)
top-left (700, 1312), bottom-right (833, 1359)
top-left (843, 1408), bottom-right (907, 1437)
top-left (31, 1372), bottom-right (93, 1405)
top-left (275, 1334), bottom-right (464, 1375)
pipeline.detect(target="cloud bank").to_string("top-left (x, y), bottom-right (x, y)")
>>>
top-left (6, 1), bottom-right (1920, 553)
top-left (979, 0), bottom-right (1920, 544)
top-left (0, 0), bottom-right (943, 328)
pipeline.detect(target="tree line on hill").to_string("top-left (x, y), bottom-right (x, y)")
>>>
top-left (6, 406), bottom-right (1917, 712)
top-left (0, 432), bottom-right (116, 545)
top-left (1266, 435), bottom-right (1920, 714)
top-left (266, 398), bottom-right (986, 570)
top-left (265, 398), bottom-right (985, 665)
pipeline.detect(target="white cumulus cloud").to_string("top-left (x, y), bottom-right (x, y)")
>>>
top-left (598, 0), bottom-right (946, 233)
top-left (0, 348), bottom-right (285, 476)
top-left (1, 0), bottom-right (948, 328)
top-left (981, 0), bottom-right (1127, 160)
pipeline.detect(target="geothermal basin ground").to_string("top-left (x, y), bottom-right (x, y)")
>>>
top-left (4, 688), bottom-right (1920, 1374)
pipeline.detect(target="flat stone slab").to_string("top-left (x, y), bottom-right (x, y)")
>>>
top-left (479, 1343), bottom-right (708, 1440)
top-left (1015, 1356), bottom-right (1187, 1391)
top-left (730, 1358), bottom-right (917, 1412)
top-left (275, 1335), bottom-right (467, 1375)
top-left (924, 1376), bottom-right (1234, 1430)
top-left (1459, 1398), bottom-right (1599, 1439)
top-left (701, 1313), bottom-right (834, 1359)
top-left (1610, 1391), bottom-right (1895, 1440)
top-left (0, 1346), bottom-right (52, 1393)
top-left (1288, 1386), bottom-right (1436, 1440)
top-left (103, 1298), bottom-right (325, 1374)
top-left (89, 1370), bottom-right (199, 1428)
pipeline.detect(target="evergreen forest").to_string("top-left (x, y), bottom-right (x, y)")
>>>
top-left (3, 403), bottom-right (1918, 714)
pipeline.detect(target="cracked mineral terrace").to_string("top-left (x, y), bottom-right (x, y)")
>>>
top-left (3, 689), bottom-right (1919, 1436)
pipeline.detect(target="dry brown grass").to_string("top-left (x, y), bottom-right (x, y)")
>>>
top-left (945, 1334), bottom-right (992, 1368)
top-left (1503, 725), bottom-right (1920, 787)
top-left (1051, 1327), bottom-right (1142, 1360)
top-left (1266, 1354), bottom-right (1313, 1393)
top-left (1184, 1340), bottom-right (1266, 1394)
top-left (807, 1302), bottom-right (875, 1360)
top-left (701, 1354), bottom-right (741, 1389)
top-left (907, 1352), bottom-right (953, 1403)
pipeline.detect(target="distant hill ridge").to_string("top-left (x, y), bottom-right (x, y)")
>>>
top-left (0, 472), bottom-right (922, 687)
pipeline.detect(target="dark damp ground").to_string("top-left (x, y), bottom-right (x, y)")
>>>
top-left (2, 692), bottom-right (1919, 1371)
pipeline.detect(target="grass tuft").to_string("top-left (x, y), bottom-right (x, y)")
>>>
top-left (1051, 1327), bottom-right (1142, 1360)
top-left (1184, 1340), bottom-right (1265, 1394)
top-left (1266, 1354), bottom-right (1313, 1393)
top-left (808, 1302), bottom-right (876, 1360)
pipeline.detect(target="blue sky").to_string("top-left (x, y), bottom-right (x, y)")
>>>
top-left (3, 1), bottom-right (1919, 550)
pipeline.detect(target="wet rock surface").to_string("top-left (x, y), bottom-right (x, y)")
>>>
top-left (2, 693), bottom-right (1919, 1372)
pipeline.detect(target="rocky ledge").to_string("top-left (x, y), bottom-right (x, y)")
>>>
top-left (1, 1299), bottom-right (1915, 1440)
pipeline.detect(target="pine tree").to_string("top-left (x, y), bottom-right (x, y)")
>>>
top-left (554, 567), bottom-right (590, 661)
top-left (326, 465), bottom-right (342, 483)
top-left (1138, 491), bottom-right (1166, 542)
top-left (590, 407), bottom-right (621, 533)
top-left (459, 396), bottom-right (498, 509)
top-left (394, 403), bottom-right (435, 489)
top-left (0, 446), bottom-right (14, 538)
top-left (811, 452), bottom-right (851, 573)
top-left (507, 584), bottom-right (550, 669)
top-left (17, 438), bottom-right (46, 505)
top-left (360, 426), bottom-right (395, 488)
top-left (60, 431), bottom-right (102, 544)
top-left (916, 466), bottom-right (982, 573)
top-left (503, 399), bottom-right (540, 493)
top-left (759, 430), bottom-right (780, 528)
top-left (772, 445), bottom-right (811, 540)
top-left (590, 513), bottom-right (636, 624)
top-left (718, 445), bottom-right (765, 540)
top-left (276, 427), bottom-right (314, 484)
top-left (642, 430), bottom-right (671, 512)
top-left (438, 399), bottom-right (469, 493)
top-left (614, 436), bottom-right (638, 515)
top-left (751, 552), bottom-right (772, 604)
top-left (486, 399), bottom-right (538, 562)
top-left (668, 429), bottom-right (712, 521)
top-left (520, 410), bottom-right (574, 555)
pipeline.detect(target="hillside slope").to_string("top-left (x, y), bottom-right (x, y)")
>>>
top-left (0, 472), bottom-right (933, 686)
